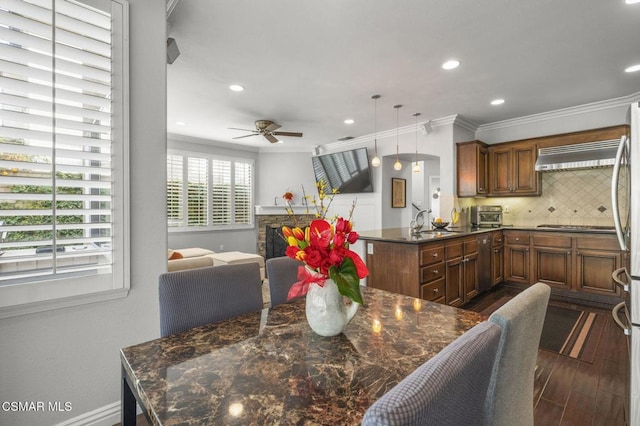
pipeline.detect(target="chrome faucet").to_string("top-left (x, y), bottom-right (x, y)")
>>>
top-left (410, 209), bottom-right (431, 233)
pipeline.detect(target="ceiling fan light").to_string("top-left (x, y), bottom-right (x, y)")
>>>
top-left (371, 156), bottom-right (381, 167)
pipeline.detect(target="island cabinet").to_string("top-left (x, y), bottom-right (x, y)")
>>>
top-left (419, 244), bottom-right (446, 303)
top-left (488, 142), bottom-right (541, 196)
top-left (456, 141), bottom-right (489, 197)
top-left (444, 237), bottom-right (479, 307)
top-left (491, 231), bottom-right (504, 286)
top-left (504, 231), bottom-right (531, 284)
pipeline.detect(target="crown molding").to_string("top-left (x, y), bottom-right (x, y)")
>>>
top-left (321, 114), bottom-right (479, 152)
top-left (477, 91), bottom-right (640, 133)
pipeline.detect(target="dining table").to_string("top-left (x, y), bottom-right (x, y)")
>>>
top-left (120, 286), bottom-right (485, 425)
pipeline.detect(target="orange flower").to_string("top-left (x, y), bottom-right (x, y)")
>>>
top-left (283, 191), bottom-right (294, 201)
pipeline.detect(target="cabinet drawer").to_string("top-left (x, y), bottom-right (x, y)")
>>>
top-left (577, 236), bottom-right (620, 251)
top-left (464, 238), bottom-right (478, 254)
top-left (420, 245), bottom-right (444, 265)
top-left (420, 262), bottom-right (445, 283)
top-left (421, 278), bottom-right (445, 302)
top-left (505, 233), bottom-right (530, 245)
top-left (445, 242), bottom-right (463, 259)
top-left (532, 234), bottom-right (572, 248)
top-left (492, 232), bottom-right (504, 246)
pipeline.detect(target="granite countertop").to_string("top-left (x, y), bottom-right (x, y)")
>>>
top-left (120, 287), bottom-right (485, 425)
top-left (358, 225), bottom-right (616, 244)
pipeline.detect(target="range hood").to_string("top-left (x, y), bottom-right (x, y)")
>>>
top-left (534, 139), bottom-right (620, 171)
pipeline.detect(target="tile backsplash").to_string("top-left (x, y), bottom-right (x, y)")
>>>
top-left (458, 169), bottom-right (627, 227)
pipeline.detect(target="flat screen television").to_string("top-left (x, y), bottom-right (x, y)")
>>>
top-left (311, 147), bottom-right (373, 193)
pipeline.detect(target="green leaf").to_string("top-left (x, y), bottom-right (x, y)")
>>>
top-left (329, 257), bottom-right (364, 305)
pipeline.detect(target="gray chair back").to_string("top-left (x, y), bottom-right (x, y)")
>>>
top-left (484, 283), bottom-right (551, 426)
top-left (362, 321), bottom-right (502, 426)
top-left (159, 263), bottom-right (263, 337)
top-left (266, 256), bottom-right (303, 307)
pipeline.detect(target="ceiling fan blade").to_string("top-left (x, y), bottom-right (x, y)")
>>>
top-left (264, 133), bottom-right (280, 144)
top-left (228, 128), bottom-right (257, 132)
top-left (272, 131), bottom-right (303, 137)
top-left (265, 122), bottom-right (281, 132)
top-left (232, 134), bottom-right (258, 139)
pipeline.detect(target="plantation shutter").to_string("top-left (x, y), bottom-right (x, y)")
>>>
top-left (211, 159), bottom-right (231, 224)
top-left (166, 154), bottom-right (183, 227)
top-left (0, 0), bottom-right (114, 281)
top-left (186, 156), bottom-right (207, 226)
top-left (234, 161), bottom-right (252, 224)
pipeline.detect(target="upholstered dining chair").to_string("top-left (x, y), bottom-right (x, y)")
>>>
top-left (158, 263), bottom-right (263, 337)
top-left (265, 256), bottom-right (304, 307)
top-left (484, 282), bottom-right (551, 426)
top-left (361, 321), bottom-right (502, 426)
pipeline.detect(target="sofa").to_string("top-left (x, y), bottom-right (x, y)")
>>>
top-left (168, 248), bottom-right (265, 280)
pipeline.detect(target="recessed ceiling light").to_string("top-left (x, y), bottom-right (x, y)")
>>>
top-left (176, 121), bottom-right (187, 126)
top-left (625, 0), bottom-right (640, 4)
top-left (344, 119), bottom-right (355, 124)
top-left (229, 84), bottom-right (244, 92)
top-left (625, 64), bottom-right (640, 73)
top-left (491, 99), bottom-right (505, 106)
top-left (442, 60), bottom-right (460, 70)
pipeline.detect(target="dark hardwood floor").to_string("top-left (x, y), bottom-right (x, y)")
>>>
top-left (118, 284), bottom-right (629, 426)
top-left (464, 284), bottom-right (629, 426)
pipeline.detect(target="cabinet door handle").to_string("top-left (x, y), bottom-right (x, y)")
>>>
top-left (433, 253), bottom-right (439, 257)
top-left (432, 269), bottom-right (438, 274)
top-left (567, 251), bottom-right (571, 255)
top-left (525, 248), bottom-right (529, 252)
top-left (433, 288), bottom-right (439, 294)
top-left (515, 238), bottom-right (520, 241)
top-left (494, 249), bottom-right (500, 253)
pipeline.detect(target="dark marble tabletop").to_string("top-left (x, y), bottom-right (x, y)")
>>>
top-left (120, 287), bottom-right (485, 425)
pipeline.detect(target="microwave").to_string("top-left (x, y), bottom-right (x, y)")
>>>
top-left (471, 205), bottom-right (503, 227)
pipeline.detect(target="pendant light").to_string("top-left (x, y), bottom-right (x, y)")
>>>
top-left (393, 104), bottom-right (403, 171)
top-left (371, 95), bottom-right (381, 167)
top-left (412, 112), bottom-right (421, 173)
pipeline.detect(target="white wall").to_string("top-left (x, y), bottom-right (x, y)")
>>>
top-left (0, 1), bottom-right (167, 425)
top-left (255, 151), bottom-right (317, 207)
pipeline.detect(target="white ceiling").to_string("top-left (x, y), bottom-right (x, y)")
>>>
top-left (166, 0), bottom-right (639, 150)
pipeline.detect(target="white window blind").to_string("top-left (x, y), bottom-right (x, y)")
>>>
top-left (187, 156), bottom-right (207, 226)
top-left (0, 0), bottom-right (129, 315)
top-left (166, 154), bottom-right (183, 227)
top-left (166, 151), bottom-right (253, 230)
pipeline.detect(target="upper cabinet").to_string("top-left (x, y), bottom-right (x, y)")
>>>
top-left (457, 141), bottom-right (488, 197)
top-left (488, 142), bottom-right (541, 196)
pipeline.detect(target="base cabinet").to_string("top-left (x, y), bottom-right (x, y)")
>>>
top-left (491, 232), bottom-right (504, 287)
top-left (504, 232), bottom-right (531, 284)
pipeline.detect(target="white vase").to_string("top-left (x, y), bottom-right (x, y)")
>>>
top-left (305, 278), bottom-right (360, 337)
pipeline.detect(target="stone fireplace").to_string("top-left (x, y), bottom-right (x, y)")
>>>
top-left (256, 213), bottom-right (316, 260)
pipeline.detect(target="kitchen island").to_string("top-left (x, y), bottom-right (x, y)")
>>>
top-left (359, 225), bottom-right (623, 307)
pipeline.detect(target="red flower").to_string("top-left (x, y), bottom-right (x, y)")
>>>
top-left (303, 246), bottom-right (324, 269)
top-left (346, 231), bottom-right (359, 245)
top-left (344, 250), bottom-right (369, 279)
top-left (333, 231), bottom-right (346, 247)
top-left (309, 219), bottom-right (332, 248)
top-left (335, 217), bottom-right (352, 233)
top-left (283, 191), bottom-right (294, 201)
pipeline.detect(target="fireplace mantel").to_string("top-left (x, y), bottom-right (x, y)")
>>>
top-left (255, 205), bottom-right (312, 215)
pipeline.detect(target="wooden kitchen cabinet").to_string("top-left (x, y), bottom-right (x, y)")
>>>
top-left (575, 236), bottom-right (622, 297)
top-left (445, 237), bottom-right (478, 307)
top-left (456, 141), bottom-right (488, 197)
top-left (532, 234), bottom-right (572, 290)
top-left (488, 142), bottom-right (541, 196)
top-left (531, 232), bottom-right (621, 296)
top-left (491, 231), bottom-right (504, 286)
top-left (504, 231), bottom-right (531, 284)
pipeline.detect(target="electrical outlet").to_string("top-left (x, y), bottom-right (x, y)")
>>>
top-left (503, 205), bottom-right (510, 213)
top-left (367, 243), bottom-right (374, 255)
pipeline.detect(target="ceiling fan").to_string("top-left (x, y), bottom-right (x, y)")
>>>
top-left (229, 120), bottom-right (303, 143)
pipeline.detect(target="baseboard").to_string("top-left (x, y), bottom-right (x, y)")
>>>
top-left (54, 401), bottom-right (120, 426)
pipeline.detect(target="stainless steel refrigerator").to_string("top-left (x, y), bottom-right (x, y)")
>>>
top-left (612, 101), bottom-right (639, 425)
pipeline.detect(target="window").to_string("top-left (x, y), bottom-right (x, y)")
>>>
top-left (0, 0), bottom-right (129, 317)
top-left (167, 151), bottom-right (254, 230)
